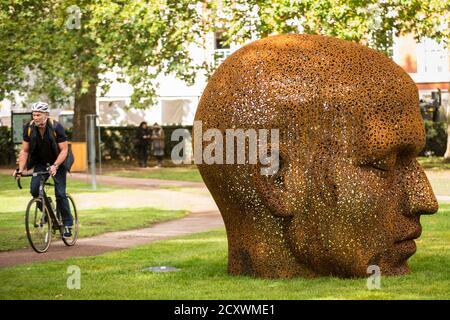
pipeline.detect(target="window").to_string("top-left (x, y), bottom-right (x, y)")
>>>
top-left (214, 32), bottom-right (230, 50)
top-left (214, 32), bottom-right (231, 66)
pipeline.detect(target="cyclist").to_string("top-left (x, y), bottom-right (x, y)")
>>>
top-left (14, 102), bottom-right (73, 237)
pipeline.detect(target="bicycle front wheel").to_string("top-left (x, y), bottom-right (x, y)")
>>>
top-left (62, 194), bottom-right (78, 246)
top-left (25, 198), bottom-right (52, 253)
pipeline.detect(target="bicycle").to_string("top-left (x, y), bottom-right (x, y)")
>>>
top-left (16, 168), bottom-right (79, 253)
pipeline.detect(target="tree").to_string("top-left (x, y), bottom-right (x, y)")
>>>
top-left (204, 0), bottom-right (450, 157)
top-left (1, 0), bottom-right (201, 141)
top-left (204, 0), bottom-right (449, 56)
top-left (2, 0), bottom-right (448, 142)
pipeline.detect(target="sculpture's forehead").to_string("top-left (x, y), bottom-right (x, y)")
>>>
top-left (353, 103), bottom-right (425, 159)
top-left (224, 35), bottom-right (415, 98)
top-left (200, 34), bottom-right (424, 156)
top-left (213, 35), bottom-right (414, 107)
top-left (231, 34), bottom-right (388, 73)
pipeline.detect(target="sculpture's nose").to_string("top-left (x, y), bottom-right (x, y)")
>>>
top-left (402, 159), bottom-right (438, 216)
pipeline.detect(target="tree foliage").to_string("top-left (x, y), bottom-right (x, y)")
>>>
top-left (205, 0), bottom-right (449, 56)
top-left (1, 0), bottom-right (201, 107)
top-left (1, 0), bottom-right (448, 140)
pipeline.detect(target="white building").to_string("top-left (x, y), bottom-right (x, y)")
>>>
top-left (96, 32), bottom-right (237, 127)
top-left (393, 34), bottom-right (449, 110)
top-left (0, 31), bottom-right (236, 128)
top-left (2, 32), bottom-right (448, 127)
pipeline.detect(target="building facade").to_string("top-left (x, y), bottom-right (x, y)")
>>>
top-left (393, 34), bottom-right (450, 121)
top-left (2, 33), bottom-right (448, 127)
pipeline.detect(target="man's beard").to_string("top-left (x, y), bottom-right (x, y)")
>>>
top-left (37, 118), bottom-right (47, 128)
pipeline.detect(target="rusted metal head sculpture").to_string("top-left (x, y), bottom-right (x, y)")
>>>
top-left (195, 34), bottom-right (438, 278)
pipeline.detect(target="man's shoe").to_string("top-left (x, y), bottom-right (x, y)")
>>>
top-left (63, 226), bottom-right (72, 238)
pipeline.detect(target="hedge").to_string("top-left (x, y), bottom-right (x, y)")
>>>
top-left (421, 121), bottom-right (448, 157)
top-left (0, 127), bottom-right (15, 165)
top-left (98, 125), bottom-right (192, 162)
top-left (0, 122), bottom-right (447, 165)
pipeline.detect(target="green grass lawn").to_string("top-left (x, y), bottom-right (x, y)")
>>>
top-left (0, 204), bottom-right (448, 300)
top-left (418, 157), bottom-right (450, 170)
top-left (0, 174), bottom-right (187, 251)
top-left (0, 172), bottom-right (119, 196)
top-left (0, 173), bottom-right (120, 214)
top-left (425, 171), bottom-right (450, 196)
top-left (105, 166), bottom-right (203, 182)
top-left (0, 207), bottom-right (187, 252)
top-left (104, 160), bottom-right (448, 186)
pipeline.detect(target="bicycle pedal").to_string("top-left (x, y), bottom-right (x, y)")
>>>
top-left (62, 227), bottom-right (72, 238)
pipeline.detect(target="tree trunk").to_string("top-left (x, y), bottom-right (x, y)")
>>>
top-left (443, 94), bottom-right (450, 162)
top-left (444, 123), bottom-right (450, 162)
top-left (72, 78), bottom-right (97, 142)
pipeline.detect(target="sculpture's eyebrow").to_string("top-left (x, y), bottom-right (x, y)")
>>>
top-left (376, 141), bottom-right (421, 160)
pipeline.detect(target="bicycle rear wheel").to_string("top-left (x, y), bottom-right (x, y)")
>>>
top-left (62, 194), bottom-right (78, 246)
top-left (25, 198), bottom-right (52, 253)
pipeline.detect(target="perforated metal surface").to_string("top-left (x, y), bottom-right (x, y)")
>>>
top-left (195, 34), bottom-right (438, 278)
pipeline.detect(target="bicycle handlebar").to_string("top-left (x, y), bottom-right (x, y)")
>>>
top-left (20, 171), bottom-right (51, 177)
top-left (15, 167), bottom-right (59, 189)
top-left (17, 175), bottom-right (22, 189)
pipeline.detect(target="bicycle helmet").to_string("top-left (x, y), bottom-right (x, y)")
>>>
top-left (31, 101), bottom-right (49, 113)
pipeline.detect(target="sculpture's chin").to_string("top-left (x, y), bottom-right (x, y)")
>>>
top-left (377, 242), bottom-right (417, 276)
top-left (381, 264), bottom-right (411, 276)
top-left (393, 239), bottom-right (418, 258)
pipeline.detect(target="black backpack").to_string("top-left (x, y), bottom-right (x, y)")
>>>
top-left (64, 144), bottom-right (75, 173)
top-left (27, 118), bottom-right (75, 172)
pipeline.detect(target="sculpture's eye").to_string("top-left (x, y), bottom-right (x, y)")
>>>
top-left (369, 155), bottom-right (396, 172)
top-left (371, 161), bottom-right (390, 172)
top-left (273, 173), bottom-right (285, 187)
top-left (270, 158), bottom-right (285, 187)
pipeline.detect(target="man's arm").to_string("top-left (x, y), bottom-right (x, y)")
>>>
top-left (18, 141), bottom-right (29, 172)
top-left (14, 140), bottom-right (29, 178)
top-left (49, 141), bottom-right (68, 175)
top-left (49, 121), bottom-right (69, 176)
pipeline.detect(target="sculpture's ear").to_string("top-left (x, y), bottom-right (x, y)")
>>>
top-left (252, 144), bottom-right (306, 217)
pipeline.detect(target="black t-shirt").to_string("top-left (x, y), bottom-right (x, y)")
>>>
top-left (23, 120), bottom-right (67, 166)
top-left (136, 127), bottom-right (150, 147)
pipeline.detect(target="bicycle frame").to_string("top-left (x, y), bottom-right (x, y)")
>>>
top-left (17, 167), bottom-right (78, 253)
top-left (18, 171), bottom-right (63, 230)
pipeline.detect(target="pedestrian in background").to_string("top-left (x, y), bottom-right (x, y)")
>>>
top-left (135, 121), bottom-right (150, 167)
top-left (151, 122), bottom-right (165, 167)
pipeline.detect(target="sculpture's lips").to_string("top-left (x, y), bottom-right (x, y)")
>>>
top-left (394, 227), bottom-right (422, 244)
top-left (392, 228), bottom-right (421, 260)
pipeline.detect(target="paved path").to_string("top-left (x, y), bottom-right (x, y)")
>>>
top-left (0, 168), bottom-right (448, 268)
top-left (69, 172), bottom-right (205, 189)
top-left (71, 188), bottom-right (217, 213)
top-left (437, 195), bottom-right (450, 202)
top-left (0, 171), bottom-right (224, 268)
top-left (0, 210), bottom-right (223, 268)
